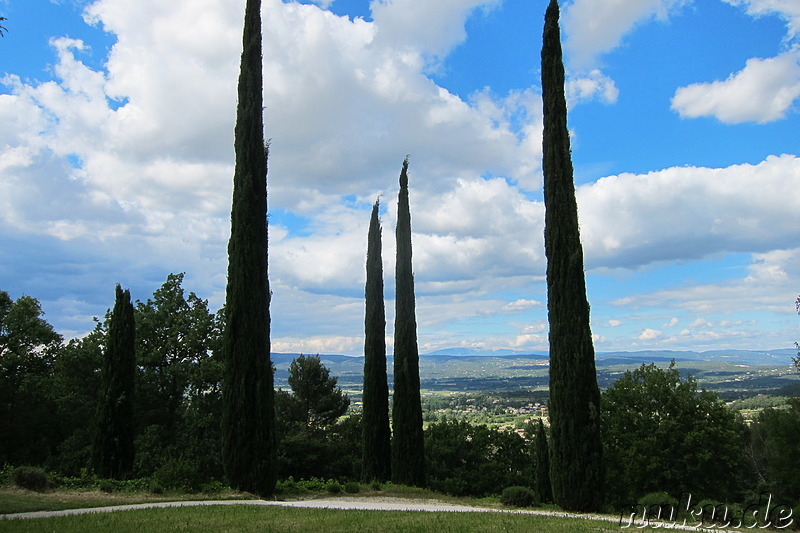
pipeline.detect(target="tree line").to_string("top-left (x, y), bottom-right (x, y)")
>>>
top-left (2, 282), bottom-right (799, 508)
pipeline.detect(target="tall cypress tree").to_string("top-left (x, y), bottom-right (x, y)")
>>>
top-left (535, 418), bottom-right (553, 503)
top-left (363, 199), bottom-right (392, 482)
top-left (391, 158), bottom-right (426, 487)
top-left (93, 284), bottom-right (135, 479)
top-left (541, 0), bottom-right (604, 512)
top-left (222, 0), bottom-right (276, 496)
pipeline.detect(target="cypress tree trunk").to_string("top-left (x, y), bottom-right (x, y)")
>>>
top-left (541, 0), bottom-right (604, 512)
top-left (535, 418), bottom-right (553, 503)
top-left (93, 284), bottom-right (135, 479)
top-left (391, 158), bottom-right (426, 487)
top-left (222, 0), bottom-right (277, 497)
top-left (362, 199), bottom-right (392, 482)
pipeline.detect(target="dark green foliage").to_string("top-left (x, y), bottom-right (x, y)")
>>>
top-left (0, 291), bottom-right (63, 466)
top-left (277, 394), bottom-right (362, 481)
top-left (500, 486), bottom-right (538, 507)
top-left (222, 0), bottom-right (277, 497)
top-left (602, 362), bottom-right (749, 506)
top-left (286, 354), bottom-right (350, 428)
top-left (12, 466), bottom-right (53, 492)
top-left (750, 398), bottom-right (800, 501)
top-left (424, 420), bottom-right (533, 497)
top-left (93, 285), bottom-right (136, 479)
top-left (363, 199), bottom-right (391, 482)
top-left (535, 419), bottom-right (552, 503)
top-left (50, 330), bottom-right (104, 476)
top-left (541, 0), bottom-right (603, 512)
top-left (132, 274), bottom-right (222, 484)
top-left (327, 480), bottom-right (342, 493)
top-left (391, 157), bottom-right (426, 487)
top-left (344, 481), bottom-right (361, 493)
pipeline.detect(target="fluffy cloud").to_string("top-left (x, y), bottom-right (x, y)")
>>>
top-left (370, 0), bottom-right (501, 61)
top-left (562, 0), bottom-right (690, 68)
top-left (567, 69), bottom-right (619, 105)
top-left (671, 51), bottom-right (800, 123)
top-left (578, 154), bottom-right (800, 268)
top-left (722, 0), bottom-right (800, 39)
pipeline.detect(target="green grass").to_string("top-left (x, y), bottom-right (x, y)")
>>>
top-left (0, 504), bottom-right (642, 532)
top-left (0, 486), bottom-right (255, 515)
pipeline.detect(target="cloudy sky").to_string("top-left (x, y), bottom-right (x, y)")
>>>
top-left (1, 0), bottom-right (799, 356)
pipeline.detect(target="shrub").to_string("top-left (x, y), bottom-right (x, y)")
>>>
top-left (370, 481), bottom-right (382, 491)
top-left (344, 481), bottom-right (360, 494)
top-left (148, 479), bottom-right (164, 494)
top-left (500, 486), bottom-right (537, 508)
top-left (637, 492), bottom-right (679, 521)
top-left (98, 479), bottom-right (117, 493)
top-left (12, 466), bottom-right (53, 492)
top-left (201, 480), bottom-right (228, 495)
top-left (326, 481), bottom-right (342, 494)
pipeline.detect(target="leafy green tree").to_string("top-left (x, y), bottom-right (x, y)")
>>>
top-left (135, 274), bottom-right (215, 445)
top-left (602, 362), bottom-right (749, 506)
top-left (0, 291), bottom-right (62, 466)
top-left (425, 420), bottom-right (533, 497)
top-left (392, 157), bottom-right (426, 487)
top-left (50, 326), bottom-right (104, 475)
top-left (540, 0), bottom-right (603, 512)
top-left (750, 399), bottom-right (800, 501)
top-left (535, 419), bottom-right (552, 503)
top-left (222, 0), bottom-right (277, 496)
top-left (363, 199), bottom-right (392, 482)
top-left (133, 274), bottom-right (221, 481)
top-left (285, 354), bottom-right (350, 429)
top-left (92, 284), bottom-right (136, 479)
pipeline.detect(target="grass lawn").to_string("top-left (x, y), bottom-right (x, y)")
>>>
top-left (0, 486), bottom-right (256, 515)
top-left (0, 503), bottom-right (644, 532)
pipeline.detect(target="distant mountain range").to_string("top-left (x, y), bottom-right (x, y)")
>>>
top-left (272, 348), bottom-right (797, 368)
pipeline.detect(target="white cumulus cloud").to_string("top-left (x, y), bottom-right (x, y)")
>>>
top-left (671, 50), bottom-right (800, 124)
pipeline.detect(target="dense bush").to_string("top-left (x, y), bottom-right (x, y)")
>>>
top-left (500, 486), bottom-right (537, 507)
top-left (425, 420), bottom-right (534, 497)
top-left (12, 466), bottom-right (53, 492)
top-left (344, 481), bottom-right (361, 493)
top-left (602, 362), bottom-right (750, 506)
top-left (326, 481), bottom-right (342, 494)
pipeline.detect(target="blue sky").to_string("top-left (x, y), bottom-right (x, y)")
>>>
top-left (1, 0), bottom-right (799, 356)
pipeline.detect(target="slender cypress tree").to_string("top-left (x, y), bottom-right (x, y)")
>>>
top-left (391, 158), bottom-right (426, 487)
top-left (535, 418), bottom-right (553, 503)
top-left (541, 0), bottom-right (604, 512)
top-left (362, 199), bottom-right (392, 482)
top-left (92, 284), bottom-right (135, 479)
top-left (222, 0), bottom-right (277, 496)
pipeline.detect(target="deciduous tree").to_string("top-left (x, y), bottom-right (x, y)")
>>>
top-left (363, 199), bottom-right (392, 482)
top-left (541, 0), bottom-right (603, 511)
top-left (602, 362), bottom-right (749, 506)
top-left (0, 291), bottom-right (62, 466)
top-left (392, 157), bottom-right (426, 487)
top-left (222, 0), bottom-right (276, 496)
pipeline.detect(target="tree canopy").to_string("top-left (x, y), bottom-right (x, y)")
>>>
top-left (286, 354), bottom-right (350, 429)
top-left (602, 362), bottom-right (749, 506)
